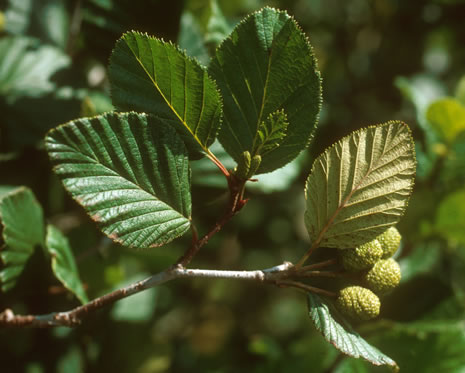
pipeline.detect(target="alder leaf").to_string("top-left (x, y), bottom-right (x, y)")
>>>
top-left (305, 121), bottom-right (416, 249)
top-left (210, 7), bottom-right (322, 174)
top-left (45, 112), bottom-right (192, 249)
top-left (253, 109), bottom-right (289, 155)
top-left (0, 187), bottom-right (45, 291)
top-left (307, 293), bottom-right (398, 370)
top-left (46, 225), bottom-right (88, 304)
top-left (109, 31), bottom-right (222, 158)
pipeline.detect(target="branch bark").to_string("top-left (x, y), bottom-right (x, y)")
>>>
top-left (0, 262), bottom-right (296, 328)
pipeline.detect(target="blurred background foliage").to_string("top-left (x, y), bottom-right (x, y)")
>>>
top-left (1, 0), bottom-right (465, 372)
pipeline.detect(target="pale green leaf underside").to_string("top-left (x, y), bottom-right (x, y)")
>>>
top-left (45, 112), bottom-right (191, 249)
top-left (0, 187), bottom-right (45, 291)
top-left (307, 293), bottom-right (398, 368)
top-left (109, 31), bottom-right (222, 158)
top-left (46, 225), bottom-right (88, 304)
top-left (210, 7), bottom-right (322, 173)
top-left (305, 121), bottom-right (416, 249)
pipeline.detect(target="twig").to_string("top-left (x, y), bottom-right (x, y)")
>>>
top-left (299, 258), bottom-right (338, 271)
top-left (296, 271), bottom-right (345, 278)
top-left (176, 177), bottom-right (247, 267)
top-left (276, 280), bottom-right (337, 298)
top-left (0, 262), bottom-right (294, 328)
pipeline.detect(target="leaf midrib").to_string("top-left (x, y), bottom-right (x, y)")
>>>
top-left (312, 128), bottom-right (406, 248)
top-left (127, 38), bottom-right (207, 153)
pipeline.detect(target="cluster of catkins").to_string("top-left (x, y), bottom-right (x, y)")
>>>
top-left (335, 227), bottom-right (402, 321)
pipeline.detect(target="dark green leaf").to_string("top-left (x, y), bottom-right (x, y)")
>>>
top-left (0, 187), bottom-right (45, 291)
top-left (45, 112), bottom-right (192, 249)
top-left (307, 293), bottom-right (398, 369)
top-left (109, 31), bottom-right (222, 157)
top-left (305, 122), bottom-right (416, 249)
top-left (46, 225), bottom-right (88, 304)
top-left (210, 7), bottom-right (322, 173)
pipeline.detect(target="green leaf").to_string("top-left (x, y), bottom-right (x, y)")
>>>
top-left (0, 36), bottom-right (70, 103)
top-left (253, 109), bottom-right (289, 156)
top-left (45, 112), bottom-right (192, 249)
top-left (210, 7), bottom-right (322, 174)
top-left (0, 187), bottom-right (45, 291)
top-left (305, 121), bottom-right (416, 249)
top-left (110, 273), bottom-right (157, 322)
top-left (307, 293), bottom-right (398, 369)
top-left (435, 189), bottom-right (465, 246)
top-left (45, 225), bottom-right (88, 304)
top-left (426, 98), bottom-right (465, 144)
top-left (109, 31), bottom-right (222, 158)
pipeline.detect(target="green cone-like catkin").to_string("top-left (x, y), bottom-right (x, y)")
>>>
top-left (336, 286), bottom-right (381, 321)
top-left (340, 239), bottom-right (383, 271)
top-left (366, 258), bottom-right (401, 294)
top-left (377, 227), bottom-right (401, 259)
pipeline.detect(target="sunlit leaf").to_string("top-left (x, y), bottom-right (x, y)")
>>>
top-left (45, 112), bottom-right (192, 249)
top-left (0, 187), bottom-right (45, 291)
top-left (307, 293), bottom-right (398, 369)
top-left (305, 121), bottom-right (416, 249)
top-left (426, 98), bottom-right (465, 144)
top-left (46, 225), bottom-right (88, 304)
top-left (210, 7), bottom-right (322, 173)
top-left (109, 31), bottom-right (222, 157)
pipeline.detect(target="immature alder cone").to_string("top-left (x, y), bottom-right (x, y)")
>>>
top-left (340, 239), bottom-right (383, 271)
top-left (377, 227), bottom-right (401, 259)
top-left (366, 258), bottom-right (401, 294)
top-left (336, 286), bottom-right (380, 321)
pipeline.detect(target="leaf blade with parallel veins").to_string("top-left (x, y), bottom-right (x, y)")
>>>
top-left (0, 187), bottom-right (45, 291)
top-left (307, 293), bottom-right (398, 369)
top-left (45, 112), bottom-right (192, 249)
top-left (305, 121), bottom-right (416, 249)
top-left (109, 31), bottom-right (222, 158)
top-left (210, 7), bottom-right (322, 174)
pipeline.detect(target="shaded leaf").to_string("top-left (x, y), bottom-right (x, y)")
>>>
top-left (46, 225), bottom-right (88, 304)
top-left (109, 31), bottom-right (222, 157)
top-left (210, 7), bottom-right (321, 173)
top-left (305, 121), bottom-right (416, 249)
top-left (0, 187), bottom-right (45, 291)
top-left (0, 36), bottom-right (70, 103)
top-left (45, 112), bottom-right (192, 249)
top-left (426, 98), bottom-right (465, 144)
top-left (307, 293), bottom-right (398, 369)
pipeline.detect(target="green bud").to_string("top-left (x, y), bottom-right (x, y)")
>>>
top-left (336, 286), bottom-right (380, 321)
top-left (340, 239), bottom-right (383, 271)
top-left (377, 227), bottom-right (401, 258)
top-left (234, 151), bottom-right (252, 180)
top-left (365, 258), bottom-right (401, 294)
